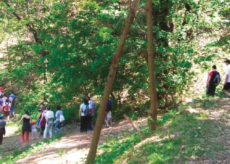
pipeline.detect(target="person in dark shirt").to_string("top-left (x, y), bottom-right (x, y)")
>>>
top-left (206, 65), bottom-right (220, 96)
top-left (104, 99), bottom-right (112, 128)
top-left (0, 114), bottom-right (6, 145)
top-left (19, 110), bottom-right (31, 142)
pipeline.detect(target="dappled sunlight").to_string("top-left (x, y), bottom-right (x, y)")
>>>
top-left (108, 98), bottom-right (230, 163)
top-left (5, 123), bottom-right (19, 137)
top-left (2, 98), bottom-right (230, 164)
top-left (17, 147), bottom-right (89, 164)
top-left (14, 117), bottom-right (148, 164)
top-left (186, 108), bottom-right (200, 114)
top-left (134, 134), bottom-right (175, 149)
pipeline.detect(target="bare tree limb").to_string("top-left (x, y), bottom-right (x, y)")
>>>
top-left (123, 114), bottom-right (146, 138)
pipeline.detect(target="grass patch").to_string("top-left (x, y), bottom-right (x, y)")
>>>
top-left (95, 104), bottom-right (227, 164)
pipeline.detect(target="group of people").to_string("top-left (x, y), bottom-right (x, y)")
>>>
top-left (78, 97), bottom-right (112, 133)
top-left (2, 60), bottom-right (230, 145)
top-left (0, 89), bottom-right (16, 145)
top-left (0, 104), bottom-right (65, 145)
top-left (0, 96), bottom-right (113, 145)
top-left (18, 104), bottom-right (65, 143)
top-left (206, 59), bottom-right (230, 97)
top-left (0, 89), bottom-right (17, 120)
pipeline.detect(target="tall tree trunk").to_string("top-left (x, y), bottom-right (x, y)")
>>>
top-left (86, 0), bottom-right (140, 163)
top-left (146, 0), bottom-right (158, 130)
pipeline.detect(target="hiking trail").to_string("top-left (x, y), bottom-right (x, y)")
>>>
top-left (2, 98), bottom-right (230, 164)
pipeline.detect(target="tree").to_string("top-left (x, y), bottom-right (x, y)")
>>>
top-left (87, 0), bottom-right (140, 163)
top-left (146, 0), bottom-right (157, 130)
top-left (0, 0), bottom-right (228, 134)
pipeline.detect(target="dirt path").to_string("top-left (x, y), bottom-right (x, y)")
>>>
top-left (4, 97), bottom-right (230, 164)
top-left (0, 123), bottom-right (41, 156)
top-left (15, 119), bottom-right (146, 164)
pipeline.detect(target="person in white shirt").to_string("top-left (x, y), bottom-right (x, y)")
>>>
top-left (31, 120), bottom-right (38, 140)
top-left (223, 59), bottom-right (230, 97)
top-left (43, 106), bottom-right (54, 139)
top-left (55, 106), bottom-right (63, 134)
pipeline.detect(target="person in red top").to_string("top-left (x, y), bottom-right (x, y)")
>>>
top-left (206, 65), bottom-right (220, 96)
top-left (0, 87), bottom-right (4, 93)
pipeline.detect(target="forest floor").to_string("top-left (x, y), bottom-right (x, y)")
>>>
top-left (1, 97), bottom-right (230, 164)
top-left (15, 120), bottom-right (142, 164)
top-left (0, 115), bottom-right (144, 164)
top-left (184, 97), bottom-right (230, 164)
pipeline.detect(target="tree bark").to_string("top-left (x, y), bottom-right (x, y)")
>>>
top-left (146, 0), bottom-right (158, 130)
top-left (86, 0), bottom-right (140, 163)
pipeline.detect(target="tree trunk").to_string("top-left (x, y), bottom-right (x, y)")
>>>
top-left (86, 0), bottom-right (140, 163)
top-left (146, 0), bottom-right (158, 130)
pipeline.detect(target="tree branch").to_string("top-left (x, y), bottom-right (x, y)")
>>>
top-left (4, 0), bottom-right (41, 43)
top-left (4, 0), bottom-right (22, 20)
top-left (123, 114), bottom-right (146, 138)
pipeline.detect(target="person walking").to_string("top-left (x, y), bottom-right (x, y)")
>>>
top-left (206, 65), bottom-right (220, 96)
top-left (37, 103), bottom-right (44, 126)
top-left (43, 106), bottom-right (54, 139)
top-left (2, 95), bottom-right (10, 121)
top-left (104, 99), bottom-right (112, 128)
top-left (88, 96), bottom-right (95, 130)
top-left (19, 110), bottom-right (31, 142)
top-left (223, 59), bottom-right (230, 97)
top-left (55, 105), bottom-right (64, 134)
top-left (0, 98), bottom-right (3, 114)
top-left (0, 114), bottom-right (6, 145)
top-left (39, 105), bottom-right (47, 136)
top-left (38, 103), bottom-right (45, 113)
top-left (9, 91), bottom-right (16, 117)
top-left (79, 97), bottom-right (92, 133)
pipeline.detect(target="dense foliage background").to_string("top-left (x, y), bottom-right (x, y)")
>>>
top-left (0, 0), bottom-right (229, 121)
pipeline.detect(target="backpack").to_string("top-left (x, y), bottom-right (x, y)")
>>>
top-left (212, 71), bottom-right (220, 85)
top-left (84, 104), bottom-right (91, 116)
top-left (59, 115), bottom-right (65, 122)
top-left (5, 103), bottom-right (9, 111)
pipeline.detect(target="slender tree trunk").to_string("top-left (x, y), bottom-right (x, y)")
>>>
top-left (146, 0), bottom-right (158, 130)
top-left (86, 0), bottom-right (140, 163)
